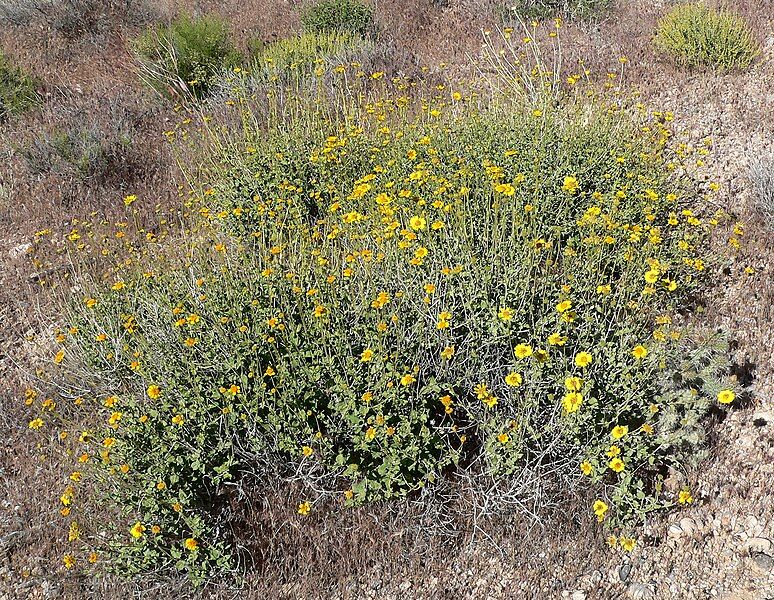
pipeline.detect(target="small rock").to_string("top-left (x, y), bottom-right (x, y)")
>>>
top-left (619, 562), bottom-right (632, 582)
top-left (626, 582), bottom-right (656, 600)
top-left (751, 552), bottom-right (774, 572)
top-left (680, 517), bottom-right (697, 537)
top-left (744, 537), bottom-right (772, 555)
top-left (8, 243), bottom-right (31, 260)
top-left (668, 523), bottom-right (683, 538)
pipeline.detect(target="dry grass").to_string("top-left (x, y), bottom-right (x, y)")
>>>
top-left (1, 0), bottom-right (772, 597)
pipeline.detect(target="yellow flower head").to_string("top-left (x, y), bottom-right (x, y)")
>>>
top-left (400, 374), bottom-right (416, 386)
top-left (717, 389), bottom-right (735, 404)
top-left (574, 352), bottom-right (592, 368)
top-left (498, 307), bottom-right (514, 321)
top-left (360, 348), bottom-right (374, 362)
top-left (580, 461), bottom-right (593, 476)
top-left (564, 376), bottom-right (582, 391)
top-left (609, 457), bottom-right (625, 473)
top-left (592, 499), bottom-right (608, 521)
top-left (440, 346), bottom-right (455, 360)
top-left (130, 522), bottom-right (145, 539)
top-left (147, 385), bottom-right (161, 399)
top-left (514, 344), bottom-right (533, 359)
top-left (409, 216), bottom-right (426, 230)
top-left (562, 392), bottom-right (583, 414)
top-left (184, 538), bottom-right (199, 551)
top-left (632, 345), bottom-right (648, 359)
top-left (677, 488), bottom-right (693, 505)
top-left (298, 501), bottom-right (311, 516)
top-left (562, 176), bottom-right (579, 194)
top-left (505, 372), bottom-right (523, 387)
top-left (611, 425), bottom-right (629, 439)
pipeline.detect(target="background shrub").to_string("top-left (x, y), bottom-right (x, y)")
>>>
top-left (301, 0), bottom-right (375, 37)
top-left (654, 3), bottom-right (759, 71)
top-left (0, 0), bottom-right (162, 38)
top-left (502, 0), bottom-right (611, 20)
top-left (0, 49), bottom-right (39, 120)
top-left (748, 157), bottom-right (774, 223)
top-left (132, 14), bottom-right (240, 100)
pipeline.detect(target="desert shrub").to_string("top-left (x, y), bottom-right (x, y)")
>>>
top-left (301, 0), bottom-right (375, 37)
top-left (654, 3), bottom-right (760, 71)
top-left (132, 14), bottom-right (240, 100)
top-left (0, 49), bottom-right (39, 119)
top-left (18, 99), bottom-right (143, 186)
top-left (28, 24), bottom-right (740, 582)
top-left (502, 0), bottom-right (611, 20)
top-left (0, 0), bottom-right (162, 38)
top-left (748, 158), bottom-right (774, 223)
top-left (255, 31), bottom-right (373, 75)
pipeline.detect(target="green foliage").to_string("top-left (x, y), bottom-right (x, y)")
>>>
top-left (0, 49), bottom-right (39, 120)
top-left (654, 3), bottom-right (760, 71)
top-left (36, 79), bottom-right (740, 581)
top-left (254, 31), bottom-right (372, 77)
top-left (301, 0), bottom-right (374, 37)
top-left (132, 14), bottom-right (240, 100)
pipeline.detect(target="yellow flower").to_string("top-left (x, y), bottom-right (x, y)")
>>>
top-left (298, 501), bottom-right (311, 516)
top-left (562, 176), bottom-right (579, 194)
top-left (547, 333), bottom-right (566, 346)
top-left (400, 374), bottom-right (416, 386)
top-left (609, 457), bottom-right (625, 473)
top-left (564, 376), bottom-right (582, 391)
top-left (302, 445), bottom-right (314, 457)
top-left (620, 536), bottom-right (636, 552)
top-left (184, 538), bottom-right (198, 551)
top-left (580, 461), bottom-right (593, 476)
top-left (123, 194), bottom-right (137, 206)
top-left (611, 425), bottom-right (629, 439)
top-left (498, 307), bottom-right (514, 321)
top-left (360, 348), bottom-right (374, 362)
top-left (632, 345), bottom-right (648, 359)
top-left (28, 418), bottom-right (44, 430)
top-left (717, 389), bottom-right (735, 404)
top-left (562, 392), bottom-right (583, 413)
top-left (504, 372), bottom-right (523, 387)
top-left (63, 554), bottom-right (76, 568)
top-left (171, 414), bottom-right (184, 426)
top-left (54, 349), bottom-right (65, 364)
top-left (497, 433), bottom-right (509, 444)
top-left (130, 522), bottom-right (145, 539)
top-left (678, 488), bottom-right (693, 505)
top-left (147, 385), bottom-right (161, 399)
top-left (574, 352), bottom-right (592, 368)
top-left (514, 344), bottom-right (533, 359)
top-left (556, 300), bottom-right (572, 313)
top-left (313, 305), bottom-right (327, 318)
top-left (409, 216), bottom-right (426, 230)
top-left (440, 346), bottom-right (454, 360)
top-left (644, 269), bottom-right (660, 284)
top-left (593, 499), bottom-right (608, 521)
top-left (606, 445), bottom-right (621, 458)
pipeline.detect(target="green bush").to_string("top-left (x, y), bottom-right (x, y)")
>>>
top-left (0, 50), bottom-right (39, 119)
top-left (654, 3), bottom-right (760, 71)
top-left (301, 0), bottom-right (374, 37)
top-left (34, 68), bottom-right (741, 580)
top-left (132, 14), bottom-right (240, 100)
